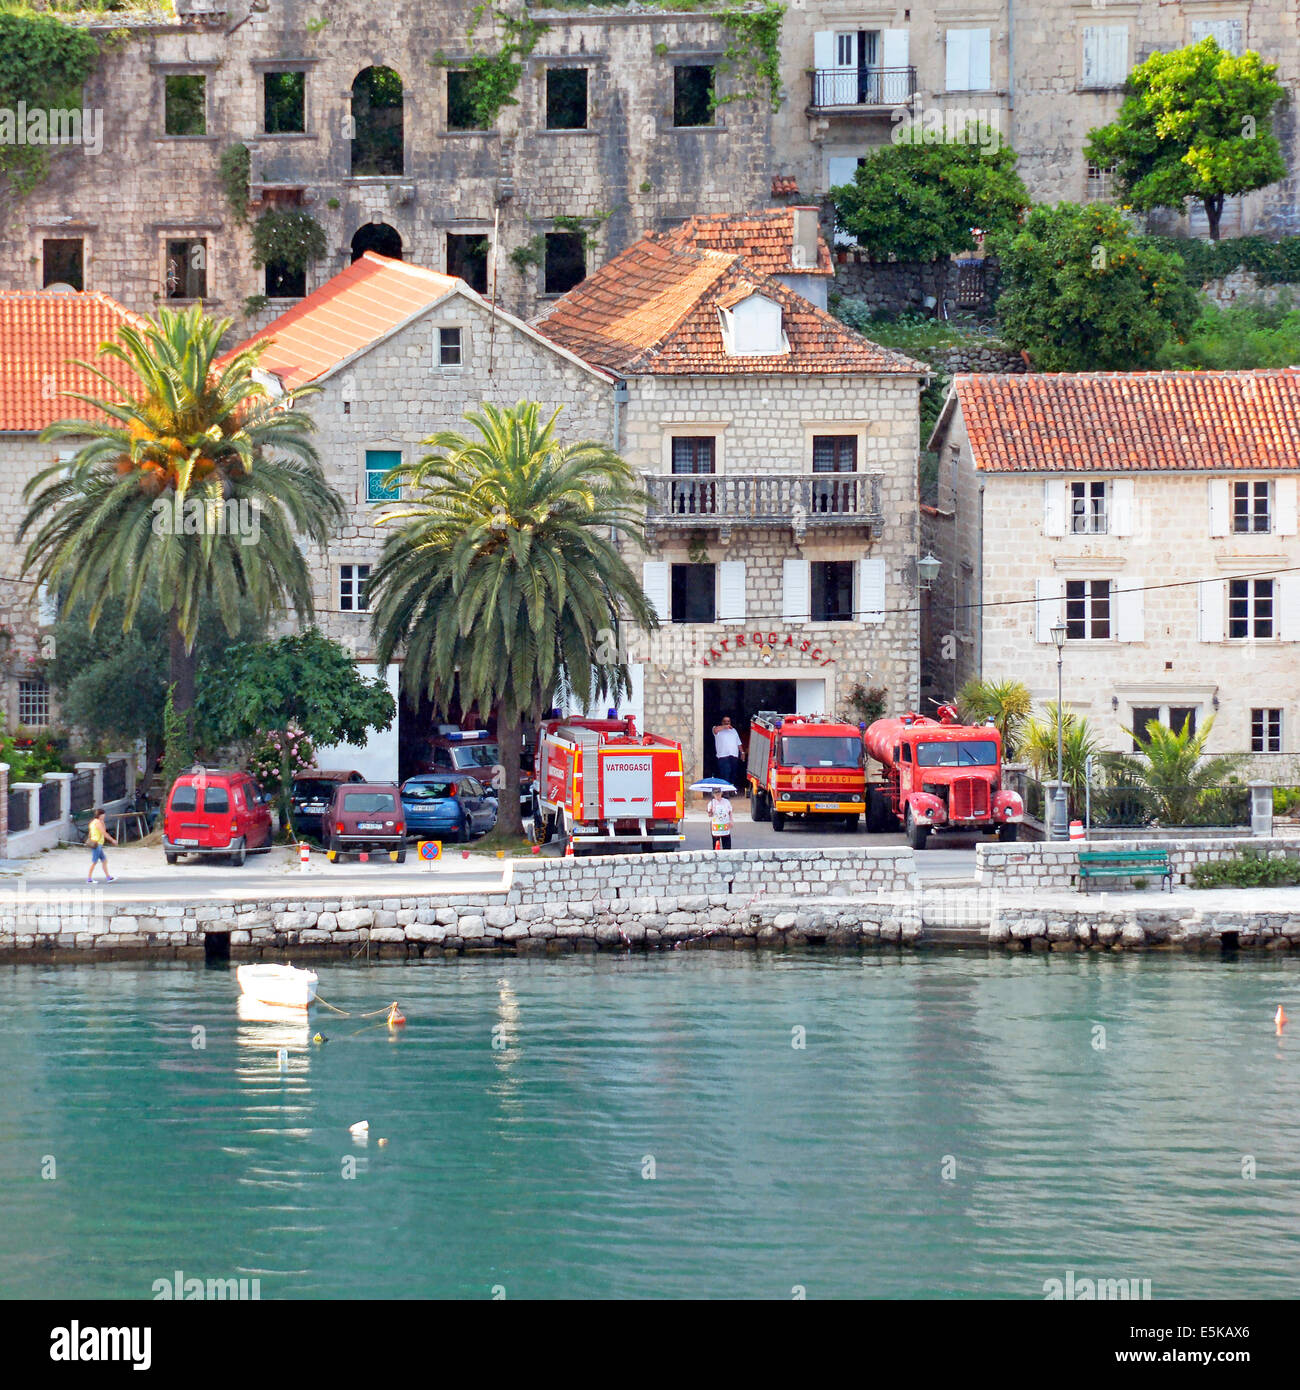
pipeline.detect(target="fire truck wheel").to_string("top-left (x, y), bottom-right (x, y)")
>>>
top-left (905, 806), bottom-right (930, 851)
top-left (866, 789), bottom-right (892, 834)
top-left (843, 813), bottom-right (860, 831)
top-left (752, 791), bottom-right (770, 822)
top-left (771, 810), bottom-right (786, 832)
top-left (998, 822), bottom-right (1019, 842)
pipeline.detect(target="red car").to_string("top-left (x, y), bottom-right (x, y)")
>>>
top-left (163, 769), bottom-right (273, 866)
top-left (324, 781), bottom-right (407, 863)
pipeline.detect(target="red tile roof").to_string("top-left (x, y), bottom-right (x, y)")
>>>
top-left (953, 371), bottom-right (1300, 472)
top-left (0, 290), bottom-right (145, 432)
top-left (661, 206), bottom-right (833, 278)
top-left (227, 253), bottom-right (461, 390)
top-left (538, 235), bottom-right (924, 378)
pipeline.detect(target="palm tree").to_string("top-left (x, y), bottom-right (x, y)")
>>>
top-left (1107, 714), bottom-right (1243, 825)
top-left (368, 400), bottom-right (658, 838)
top-left (20, 304), bottom-right (344, 724)
top-left (1020, 702), bottom-right (1100, 818)
top-left (955, 676), bottom-right (1032, 758)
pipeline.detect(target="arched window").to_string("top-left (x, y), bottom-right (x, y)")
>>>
top-left (351, 66), bottom-right (403, 176)
top-left (352, 223), bottom-right (403, 261)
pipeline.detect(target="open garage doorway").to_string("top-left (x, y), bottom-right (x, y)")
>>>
top-left (702, 678), bottom-right (796, 785)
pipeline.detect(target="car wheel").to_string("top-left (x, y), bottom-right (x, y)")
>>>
top-left (229, 837), bottom-right (246, 867)
top-left (165, 851), bottom-right (178, 865)
top-left (457, 819), bottom-right (471, 844)
top-left (771, 810), bottom-right (786, 832)
top-left (998, 822), bottom-right (1019, 842)
top-left (905, 806), bottom-right (930, 851)
top-left (393, 839), bottom-right (408, 864)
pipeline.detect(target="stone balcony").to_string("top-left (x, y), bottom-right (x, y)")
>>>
top-left (643, 472), bottom-right (884, 540)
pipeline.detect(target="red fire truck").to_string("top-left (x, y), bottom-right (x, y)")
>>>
top-left (747, 712), bottom-right (868, 831)
top-left (863, 704), bottom-right (1023, 849)
top-left (532, 715), bottom-right (685, 853)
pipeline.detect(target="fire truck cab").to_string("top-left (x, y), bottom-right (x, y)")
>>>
top-left (747, 711), bottom-right (868, 831)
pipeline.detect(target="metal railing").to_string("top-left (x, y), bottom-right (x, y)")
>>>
top-left (103, 759), bottom-right (127, 802)
top-left (8, 790), bottom-right (29, 834)
top-left (645, 473), bottom-right (883, 530)
top-left (810, 66), bottom-right (917, 109)
top-left (39, 780), bottom-right (61, 825)
top-left (71, 769), bottom-right (95, 814)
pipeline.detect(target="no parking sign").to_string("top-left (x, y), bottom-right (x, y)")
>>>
top-left (418, 840), bottom-right (442, 865)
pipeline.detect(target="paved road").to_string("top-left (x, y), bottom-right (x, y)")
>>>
top-left (9, 802), bottom-right (985, 900)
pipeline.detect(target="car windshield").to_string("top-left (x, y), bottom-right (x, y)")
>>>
top-left (915, 739), bottom-right (998, 768)
top-left (403, 781), bottom-right (457, 801)
top-left (342, 792), bottom-right (396, 814)
top-left (450, 743), bottom-right (498, 769)
top-left (294, 779), bottom-right (342, 801)
top-left (779, 736), bottom-right (863, 769)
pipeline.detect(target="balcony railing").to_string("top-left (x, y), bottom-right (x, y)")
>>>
top-left (644, 472), bottom-right (883, 536)
top-left (810, 66), bottom-right (917, 111)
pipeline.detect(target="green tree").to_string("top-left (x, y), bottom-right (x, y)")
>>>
top-left (1085, 38), bottom-right (1286, 243)
top-left (1104, 714), bottom-right (1243, 825)
top-left (1157, 292), bottom-right (1300, 369)
top-left (994, 202), bottom-right (1199, 370)
top-left (19, 304), bottom-right (344, 740)
top-left (1020, 703), bottom-right (1101, 818)
top-left (368, 400), bottom-right (658, 839)
top-left (44, 592), bottom-right (265, 791)
top-left (195, 629), bottom-right (396, 830)
top-left (830, 124), bottom-right (1028, 263)
top-left (955, 677), bottom-right (1032, 758)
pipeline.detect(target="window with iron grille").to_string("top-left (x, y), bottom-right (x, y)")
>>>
top-left (365, 449), bottom-right (401, 502)
top-left (1065, 579), bottom-right (1111, 640)
top-left (1229, 577), bottom-right (1274, 639)
top-left (340, 563), bottom-right (371, 612)
top-left (1086, 162), bottom-right (1117, 202)
top-left (1070, 479), bottom-right (1108, 534)
top-left (1252, 707), bottom-right (1283, 753)
top-left (18, 680), bottom-right (49, 726)
top-left (1232, 479), bottom-right (1271, 533)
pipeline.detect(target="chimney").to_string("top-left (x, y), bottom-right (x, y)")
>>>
top-left (791, 206), bottom-right (819, 271)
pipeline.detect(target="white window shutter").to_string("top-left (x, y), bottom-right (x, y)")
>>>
top-left (1110, 478), bottom-right (1134, 536)
top-left (968, 28), bottom-right (991, 89)
top-left (858, 556), bottom-right (886, 624)
top-left (1035, 577), bottom-right (1064, 642)
top-left (718, 560), bottom-right (746, 622)
top-left (642, 560), bottom-right (669, 622)
top-left (1278, 574), bottom-right (1300, 641)
top-left (1275, 477), bottom-right (1297, 536)
top-left (36, 583), bottom-right (57, 628)
top-left (1208, 479), bottom-right (1230, 537)
top-left (813, 30), bottom-right (835, 71)
top-left (1082, 28), bottom-right (1101, 87)
top-left (1198, 579), bottom-right (1225, 642)
top-left (1106, 26), bottom-right (1129, 84)
top-left (946, 29), bottom-right (970, 90)
top-left (1044, 479), bottom-right (1067, 536)
top-left (1116, 576), bottom-right (1144, 642)
top-left (782, 558), bottom-right (810, 623)
top-left (882, 29), bottom-right (909, 68)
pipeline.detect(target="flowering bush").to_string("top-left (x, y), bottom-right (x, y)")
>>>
top-left (1, 728), bottom-right (67, 780)
top-left (248, 724), bottom-right (315, 794)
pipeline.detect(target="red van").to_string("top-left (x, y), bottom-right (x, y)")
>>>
top-left (163, 768), bottom-right (274, 866)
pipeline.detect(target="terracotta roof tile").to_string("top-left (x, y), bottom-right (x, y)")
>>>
top-left (660, 205), bottom-right (833, 278)
top-left (0, 290), bottom-right (145, 432)
top-left (538, 234), bottom-right (925, 378)
top-left (955, 371), bottom-right (1300, 472)
top-left (227, 253), bottom-right (461, 390)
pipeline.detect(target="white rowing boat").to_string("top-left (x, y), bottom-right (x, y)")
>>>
top-left (236, 963), bottom-right (319, 1009)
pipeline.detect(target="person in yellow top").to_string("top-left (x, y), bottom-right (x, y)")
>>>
top-left (86, 807), bottom-right (116, 883)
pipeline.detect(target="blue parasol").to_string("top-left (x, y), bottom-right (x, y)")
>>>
top-left (688, 777), bottom-right (738, 794)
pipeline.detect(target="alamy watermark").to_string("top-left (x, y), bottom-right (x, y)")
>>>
top-left (151, 1269), bottom-right (261, 1300)
top-left (1043, 1269), bottom-right (1152, 1300)
top-left (891, 101), bottom-right (1002, 149)
top-left (151, 496), bottom-right (261, 545)
top-left (0, 102), bottom-right (103, 155)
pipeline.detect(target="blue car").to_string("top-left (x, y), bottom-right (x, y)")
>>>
top-left (400, 773), bottom-right (498, 844)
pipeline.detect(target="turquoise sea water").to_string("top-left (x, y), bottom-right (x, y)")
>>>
top-left (2, 951), bottom-right (1298, 1300)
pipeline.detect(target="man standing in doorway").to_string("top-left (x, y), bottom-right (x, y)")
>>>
top-left (712, 715), bottom-right (743, 793)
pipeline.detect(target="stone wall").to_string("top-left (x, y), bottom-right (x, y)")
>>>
top-left (976, 835), bottom-right (1300, 891)
top-left (830, 258), bottom-right (1000, 319)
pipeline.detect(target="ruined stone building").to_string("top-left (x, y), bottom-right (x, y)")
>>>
top-left (3, 0), bottom-right (1297, 332)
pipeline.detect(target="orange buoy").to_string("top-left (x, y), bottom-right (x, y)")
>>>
top-left (387, 1003), bottom-right (406, 1028)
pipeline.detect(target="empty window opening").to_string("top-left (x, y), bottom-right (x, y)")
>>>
top-left (674, 65), bottom-right (715, 127)
top-left (351, 66), bottom-right (404, 175)
top-left (264, 71), bottom-right (306, 134)
top-left (165, 74), bottom-right (207, 136)
top-left (547, 68), bottom-right (589, 129)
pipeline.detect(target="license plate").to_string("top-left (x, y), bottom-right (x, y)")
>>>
top-left (814, 802), bottom-right (840, 810)
top-left (174, 838), bottom-right (198, 847)
top-left (357, 822), bottom-right (383, 830)
top-left (303, 803), bottom-right (324, 813)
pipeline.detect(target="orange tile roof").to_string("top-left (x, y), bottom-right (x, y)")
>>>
top-left (0, 290), bottom-right (145, 432)
top-left (227, 253), bottom-right (461, 390)
top-left (661, 206), bottom-right (833, 278)
top-left (538, 235), bottom-right (924, 378)
top-left (954, 371), bottom-right (1300, 472)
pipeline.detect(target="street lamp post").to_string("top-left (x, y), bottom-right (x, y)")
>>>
top-left (1050, 620), bottom-right (1068, 841)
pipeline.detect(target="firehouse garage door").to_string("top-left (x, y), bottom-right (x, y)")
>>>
top-left (702, 679), bottom-right (798, 779)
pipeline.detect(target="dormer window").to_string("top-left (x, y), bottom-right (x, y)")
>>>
top-left (719, 293), bottom-right (788, 356)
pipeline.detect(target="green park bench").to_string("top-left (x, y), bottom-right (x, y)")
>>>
top-left (1077, 849), bottom-right (1172, 893)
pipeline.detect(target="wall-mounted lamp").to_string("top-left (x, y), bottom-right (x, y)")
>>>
top-left (1111, 695), bottom-right (1119, 711)
top-left (1212, 691), bottom-right (1220, 709)
top-left (917, 553), bottom-right (941, 590)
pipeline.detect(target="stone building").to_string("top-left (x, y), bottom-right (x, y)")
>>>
top-left (537, 209), bottom-right (928, 776)
top-left (782, 0), bottom-right (1300, 237)
top-left (926, 370), bottom-right (1300, 764)
top-left (0, 289), bottom-right (144, 729)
